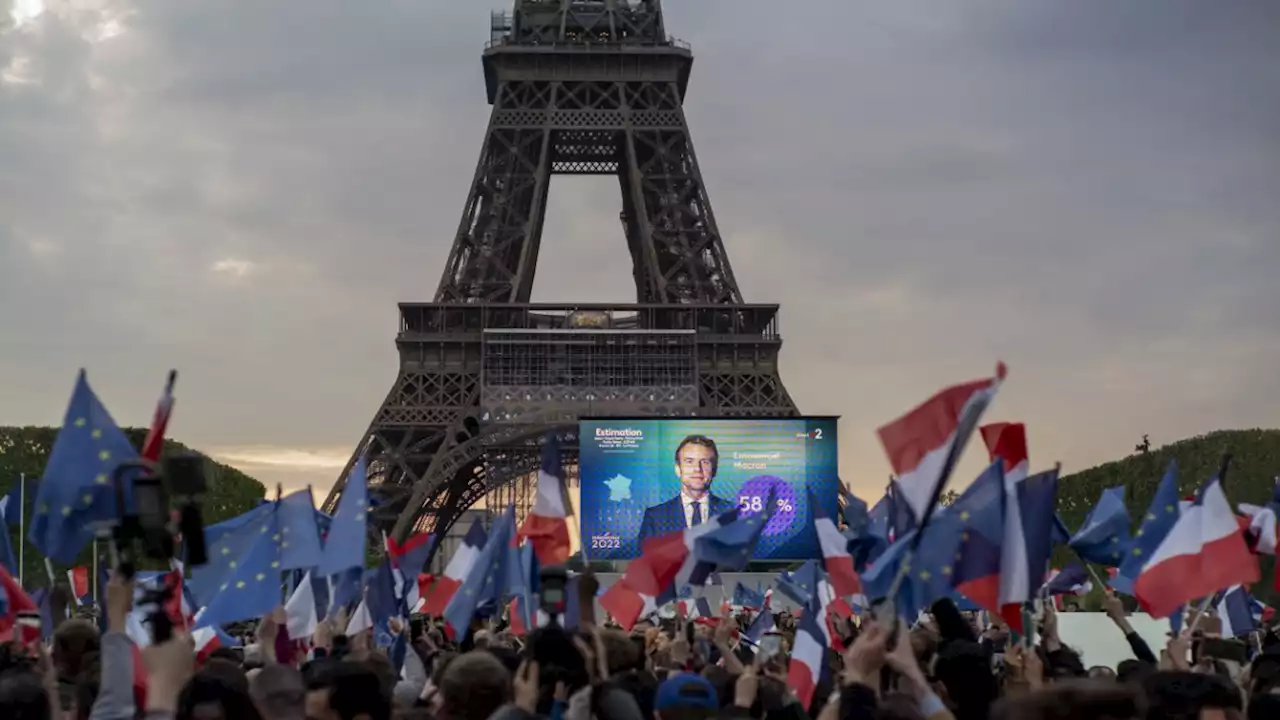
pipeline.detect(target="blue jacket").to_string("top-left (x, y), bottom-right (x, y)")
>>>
top-left (637, 493), bottom-right (736, 544)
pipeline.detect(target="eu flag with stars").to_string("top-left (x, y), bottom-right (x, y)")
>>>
top-left (776, 559), bottom-right (821, 606)
top-left (195, 527), bottom-right (287, 628)
top-left (30, 371), bottom-right (140, 564)
top-left (1070, 486), bottom-right (1131, 567)
top-left (1111, 461), bottom-right (1180, 596)
top-left (278, 489), bottom-right (324, 571)
top-left (189, 503), bottom-right (277, 607)
top-left (317, 459), bottom-right (369, 578)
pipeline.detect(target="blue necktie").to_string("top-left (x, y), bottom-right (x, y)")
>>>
top-left (690, 501), bottom-right (702, 527)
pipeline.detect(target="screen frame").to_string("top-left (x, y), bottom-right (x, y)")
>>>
top-left (576, 415), bottom-right (841, 562)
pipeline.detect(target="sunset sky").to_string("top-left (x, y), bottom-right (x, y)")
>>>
top-left (2, 0), bottom-right (1277, 505)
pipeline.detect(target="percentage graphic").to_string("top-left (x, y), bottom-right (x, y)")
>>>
top-left (738, 496), bottom-right (796, 513)
top-left (737, 476), bottom-right (796, 539)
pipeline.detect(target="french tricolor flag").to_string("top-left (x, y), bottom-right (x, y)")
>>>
top-left (140, 371), bottom-right (176, 465)
top-left (1238, 478), bottom-right (1280, 562)
top-left (877, 363), bottom-right (1005, 525)
top-left (518, 438), bottom-right (572, 566)
top-left (422, 519), bottom-right (487, 617)
top-left (786, 593), bottom-right (833, 711)
top-left (0, 565), bottom-right (38, 643)
top-left (1134, 479), bottom-right (1259, 619)
top-left (811, 488), bottom-right (861, 598)
top-left (386, 532), bottom-right (436, 612)
top-left (1216, 585), bottom-right (1258, 638)
top-left (978, 422), bottom-right (1060, 631)
top-left (981, 422), bottom-right (1030, 624)
top-left (599, 508), bottom-right (738, 630)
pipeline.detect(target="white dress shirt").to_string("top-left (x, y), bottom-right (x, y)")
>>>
top-left (681, 494), bottom-right (711, 527)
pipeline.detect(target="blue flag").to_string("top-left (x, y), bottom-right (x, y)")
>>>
top-left (317, 458), bottom-right (369, 577)
top-left (744, 603), bottom-right (775, 645)
top-left (1070, 487), bottom-right (1131, 567)
top-left (30, 371), bottom-right (141, 564)
top-left (0, 520), bottom-right (16, 575)
top-left (189, 502), bottom-right (277, 607)
top-left (839, 486), bottom-right (870, 536)
top-left (1111, 461), bottom-right (1180, 596)
top-left (443, 506), bottom-right (516, 642)
top-left (195, 528), bottom-right (287, 628)
top-left (278, 488), bottom-right (325, 571)
top-left (328, 566), bottom-right (363, 615)
top-left (1043, 563), bottom-right (1090, 597)
top-left (732, 582), bottom-right (766, 608)
top-left (695, 490), bottom-right (775, 569)
top-left (776, 559), bottom-right (821, 606)
top-left (366, 558), bottom-right (400, 628)
top-left (1, 477), bottom-right (39, 526)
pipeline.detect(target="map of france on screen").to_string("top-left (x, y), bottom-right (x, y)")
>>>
top-left (578, 418), bottom-right (839, 561)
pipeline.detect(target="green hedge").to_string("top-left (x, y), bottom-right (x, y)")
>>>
top-left (1054, 428), bottom-right (1280, 604)
top-left (0, 426), bottom-right (267, 582)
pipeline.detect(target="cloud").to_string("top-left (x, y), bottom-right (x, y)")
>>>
top-left (210, 257), bottom-right (254, 279)
top-left (206, 445), bottom-right (350, 495)
top-left (0, 0), bottom-right (1276, 509)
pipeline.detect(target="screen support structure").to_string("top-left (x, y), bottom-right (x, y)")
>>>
top-left (322, 1), bottom-right (799, 561)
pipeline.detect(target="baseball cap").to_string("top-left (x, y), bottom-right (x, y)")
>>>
top-left (654, 673), bottom-right (718, 711)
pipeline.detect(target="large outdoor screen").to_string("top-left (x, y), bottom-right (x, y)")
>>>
top-left (578, 417), bottom-right (839, 561)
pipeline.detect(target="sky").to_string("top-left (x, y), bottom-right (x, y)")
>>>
top-left (2, 0), bottom-right (1277, 504)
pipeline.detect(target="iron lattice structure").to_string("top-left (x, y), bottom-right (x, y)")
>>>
top-left (323, 0), bottom-right (799, 549)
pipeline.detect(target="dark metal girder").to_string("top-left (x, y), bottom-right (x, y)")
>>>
top-left (325, 1), bottom-right (798, 556)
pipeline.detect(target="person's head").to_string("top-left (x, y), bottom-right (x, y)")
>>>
top-left (51, 620), bottom-right (100, 680)
top-left (653, 672), bottom-right (717, 720)
top-left (177, 668), bottom-right (261, 720)
top-left (208, 648), bottom-right (243, 666)
top-left (438, 651), bottom-right (511, 720)
top-left (1116, 659), bottom-right (1153, 685)
top-left (673, 436), bottom-right (718, 497)
top-left (249, 664), bottom-right (305, 720)
top-left (0, 669), bottom-right (51, 720)
top-left (305, 662), bottom-right (390, 720)
top-left (1089, 666), bottom-right (1117, 680)
top-left (1142, 670), bottom-right (1243, 720)
top-left (991, 680), bottom-right (1144, 720)
top-left (933, 640), bottom-right (999, 720)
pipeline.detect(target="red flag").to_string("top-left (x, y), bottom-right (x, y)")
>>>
top-left (140, 371), bottom-right (176, 465)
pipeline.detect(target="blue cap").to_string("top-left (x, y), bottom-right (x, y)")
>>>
top-left (654, 673), bottom-right (718, 711)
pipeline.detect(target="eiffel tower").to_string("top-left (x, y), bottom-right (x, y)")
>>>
top-left (323, 0), bottom-right (798, 550)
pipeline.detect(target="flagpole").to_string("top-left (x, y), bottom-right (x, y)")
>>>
top-left (92, 539), bottom-right (99, 605)
top-left (18, 473), bottom-right (25, 586)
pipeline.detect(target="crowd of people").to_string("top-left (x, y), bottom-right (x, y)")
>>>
top-left (1, 569), bottom-right (1278, 720)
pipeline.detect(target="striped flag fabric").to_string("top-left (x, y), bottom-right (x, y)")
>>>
top-left (1216, 585), bottom-right (1258, 638)
top-left (877, 363), bottom-right (1006, 525)
top-left (786, 590), bottom-right (833, 710)
top-left (1134, 478), bottom-right (1259, 619)
top-left (599, 508), bottom-right (740, 630)
top-left (518, 437), bottom-right (572, 566)
top-left (140, 371), bottom-right (176, 465)
top-left (811, 488), bottom-right (861, 597)
top-left (422, 519), bottom-right (488, 617)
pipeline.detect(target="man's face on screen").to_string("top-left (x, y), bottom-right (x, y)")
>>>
top-left (675, 442), bottom-right (715, 496)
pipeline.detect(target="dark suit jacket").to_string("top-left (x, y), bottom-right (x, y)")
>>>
top-left (637, 493), bottom-right (736, 544)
